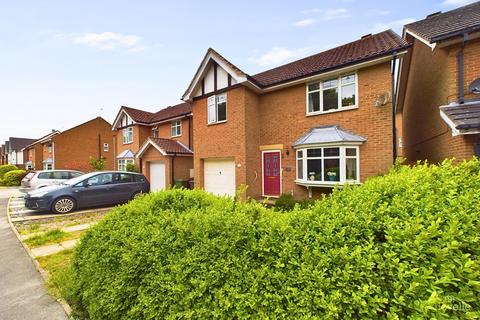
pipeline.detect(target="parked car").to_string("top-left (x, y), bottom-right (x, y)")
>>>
top-left (24, 171), bottom-right (150, 214)
top-left (21, 170), bottom-right (84, 191)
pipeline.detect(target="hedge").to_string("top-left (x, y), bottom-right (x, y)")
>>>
top-left (0, 164), bottom-right (18, 180)
top-left (1, 169), bottom-right (27, 186)
top-left (67, 159), bottom-right (480, 319)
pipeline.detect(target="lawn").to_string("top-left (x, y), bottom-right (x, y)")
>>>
top-left (37, 249), bottom-right (75, 299)
top-left (24, 229), bottom-right (85, 248)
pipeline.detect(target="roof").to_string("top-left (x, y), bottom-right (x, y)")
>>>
top-left (21, 130), bottom-right (60, 150)
top-left (8, 137), bottom-right (37, 151)
top-left (251, 30), bottom-right (409, 87)
top-left (405, 2), bottom-right (480, 43)
top-left (121, 102), bottom-right (192, 125)
top-left (117, 149), bottom-right (135, 159)
top-left (440, 100), bottom-right (480, 134)
top-left (136, 137), bottom-right (193, 158)
top-left (150, 138), bottom-right (193, 155)
top-left (292, 126), bottom-right (366, 148)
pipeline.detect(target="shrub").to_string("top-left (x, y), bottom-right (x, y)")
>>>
top-left (68, 159), bottom-right (480, 319)
top-left (89, 157), bottom-right (106, 171)
top-left (2, 169), bottom-right (27, 186)
top-left (126, 163), bottom-right (138, 173)
top-left (0, 164), bottom-right (18, 179)
top-left (274, 193), bottom-right (297, 211)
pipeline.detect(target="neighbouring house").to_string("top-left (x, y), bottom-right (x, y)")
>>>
top-left (3, 137), bottom-right (36, 169)
top-left (0, 144), bottom-right (7, 165)
top-left (182, 30), bottom-right (410, 199)
top-left (111, 103), bottom-right (193, 190)
top-left (51, 117), bottom-right (114, 171)
top-left (21, 130), bottom-right (60, 170)
top-left (399, 2), bottom-right (480, 162)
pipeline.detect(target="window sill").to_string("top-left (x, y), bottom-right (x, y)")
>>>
top-left (123, 142), bottom-right (133, 145)
top-left (306, 105), bottom-right (358, 117)
top-left (295, 179), bottom-right (360, 188)
top-left (207, 120), bottom-right (227, 126)
top-left (171, 134), bottom-right (182, 138)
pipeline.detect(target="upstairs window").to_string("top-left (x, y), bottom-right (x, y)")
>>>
top-left (47, 143), bottom-right (53, 153)
top-left (152, 127), bottom-right (158, 138)
top-left (207, 94), bottom-right (227, 124)
top-left (171, 120), bottom-right (182, 137)
top-left (123, 127), bottom-right (133, 144)
top-left (307, 73), bottom-right (357, 115)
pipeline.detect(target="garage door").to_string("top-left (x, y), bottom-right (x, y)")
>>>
top-left (204, 159), bottom-right (236, 197)
top-left (150, 162), bottom-right (166, 191)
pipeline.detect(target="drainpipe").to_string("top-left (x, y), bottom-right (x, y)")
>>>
top-left (391, 52), bottom-right (398, 163)
top-left (171, 153), bottom-right (176, 188)
top-left (457, 33), bottom-right (469, 104)
top-left (98, 134), bottom-right (101, 160)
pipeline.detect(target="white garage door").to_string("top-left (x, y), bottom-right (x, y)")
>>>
top-left (204, 159), bottom-right (236, 197)
top-left (150, 162), bottom-right (166, 191)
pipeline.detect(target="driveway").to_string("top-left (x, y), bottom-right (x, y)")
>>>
top-left (0, 188), bottom-right (67, 320)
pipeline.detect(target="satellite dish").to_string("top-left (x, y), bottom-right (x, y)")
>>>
top-left (374, 91), bottom-right (391, 107)
top-left (469, 78), bottom-right (480, 94)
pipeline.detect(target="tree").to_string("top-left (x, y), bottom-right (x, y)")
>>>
top-left (89, 157), bottom-right (106, 171)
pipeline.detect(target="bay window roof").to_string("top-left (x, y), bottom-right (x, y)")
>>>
top-left (117, 149), bottom-right (135, 159)
top-left (292, 125), bottom-right (366, 148)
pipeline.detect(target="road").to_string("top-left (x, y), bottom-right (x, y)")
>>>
top-left (0, 188), bottom-right (67, 320)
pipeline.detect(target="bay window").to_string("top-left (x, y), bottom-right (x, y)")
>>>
top-left (118, 159), bottom-right (134, 171)
top-left (207, 93), bottom-right (227, 124)
top-left (296, 146), bottom-right (359, 185)
top-left (307, 73), bottom-right (357, 115)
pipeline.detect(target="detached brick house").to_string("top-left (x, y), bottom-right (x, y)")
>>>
top-left (21, 117), bottom-right (113, 171)
top-left (112, 103), bottom-right (193, 191)
top-left (399, 2), bottom-right (480, 162)
top-left (22, 130), bottom-right (60, 170)
top-left (182, 30), bottom-right (410, 199)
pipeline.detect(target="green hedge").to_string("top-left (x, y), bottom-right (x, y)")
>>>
top-left (68, 159), bottom-right (480, 319)
top-left (0, 164), bottom-right (18, 180)
top-left (1, 169), bottom-right (26, 186)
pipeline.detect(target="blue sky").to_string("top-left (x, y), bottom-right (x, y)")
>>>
top-left (0, 0), bottom-right (475, 143)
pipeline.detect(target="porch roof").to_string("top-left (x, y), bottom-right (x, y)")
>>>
top-left (440, 100), bottom-right (480, 135)
top-left (292, 125), bottom-right (366, 148)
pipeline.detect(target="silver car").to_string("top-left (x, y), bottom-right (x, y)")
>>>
top-left (21, 170), bottom-right (84, 191)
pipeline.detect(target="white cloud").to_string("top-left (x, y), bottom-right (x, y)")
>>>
top-left (442, 0), bottom-right (476, 6)
top-left (249, 47), bottom-right (313, 67)
top-left (294, 18), bottom-right (317, 27)
top-left (371, 18), bottom-right (416, 33)
top-left (295, 8), bottom-right (350, 26)
top-left (73, 32), bottom-right (146, 52)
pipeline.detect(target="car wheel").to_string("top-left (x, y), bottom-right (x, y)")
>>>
top-left (52, 197), bottom-right (76, 214)
top-left (131, 191), bottom-right (143, 200)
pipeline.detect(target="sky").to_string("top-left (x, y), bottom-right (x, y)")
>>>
top-left (0, 0), bottom-right (476, 143)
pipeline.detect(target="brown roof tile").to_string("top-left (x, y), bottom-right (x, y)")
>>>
top-left (405, 2), bottom-right (480, 43)
top-left (251, 30), bottom-right (409, 87)
top-left (123, 102), bottom-right (192, 125)
top-left (151, 138), bottom-right (192, 155)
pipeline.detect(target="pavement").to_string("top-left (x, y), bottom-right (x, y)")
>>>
top-left (0, 188), bottom-right (68, 320)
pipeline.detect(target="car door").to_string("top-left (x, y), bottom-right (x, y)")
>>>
top-left (73, 173), bottom-right (115, 207)
top-left (111, 173), bottom-right (135, 202)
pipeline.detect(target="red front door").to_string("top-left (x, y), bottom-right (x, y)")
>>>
top-left (263, 151), bottom-right (281, 196)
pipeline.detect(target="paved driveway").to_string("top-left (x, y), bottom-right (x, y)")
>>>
top-left (0, 188), bottom-right (67, 320)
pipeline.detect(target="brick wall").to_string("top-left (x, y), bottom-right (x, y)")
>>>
top-left (155, 117), bottom-right (193, 150)
top-left (114, 125), bottom-right (150, 170)
top-left (402, 36), bottom-right (479, 163)
top-left (193, 62), bottom-right (396, 199)
top-left (52, 117), bottom-right (114, 172)
top-left (140, 145), bottom-right (193, 188)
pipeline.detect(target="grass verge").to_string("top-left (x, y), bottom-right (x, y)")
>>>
top-left (24, 229), bottom-right (84, 248)
top-left (37, 249), bottom-right (75, 299)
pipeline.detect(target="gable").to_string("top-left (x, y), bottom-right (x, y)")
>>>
top-left (112, 109), bottom-right (135, 129)
top-left (182, 49), bottom-right (248, 101)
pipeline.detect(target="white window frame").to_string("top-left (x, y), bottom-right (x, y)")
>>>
top-left (171, 120), bottom-right (182, 137)
top-left (306, 73), bottom-right (358, 116)
top-left (103, 143), bottom-right (109, 152)
top-left (123, 127), bottom-right (133, 144)
top-left (207, 93), bottom-right (227, 125)
top-left (152, 127), bottom-right (159, 138)
top-left (295, 145), bottom-right (360, 187)
top-left (118, 158), bottom-right (134, 172)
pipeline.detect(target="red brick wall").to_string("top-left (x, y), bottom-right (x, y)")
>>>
top-left (140, 146), bottom-right (193, 188)
top-left (402, 37), bottom-right (479, 163)
top-left (193, 62), bottom-right (396, 199)
top-left (52, 117), bottom-right (114, 172)
top-left (155, 117), bottom-right (193, 150)
top-left (114, 125), bottom-right (150, 170)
